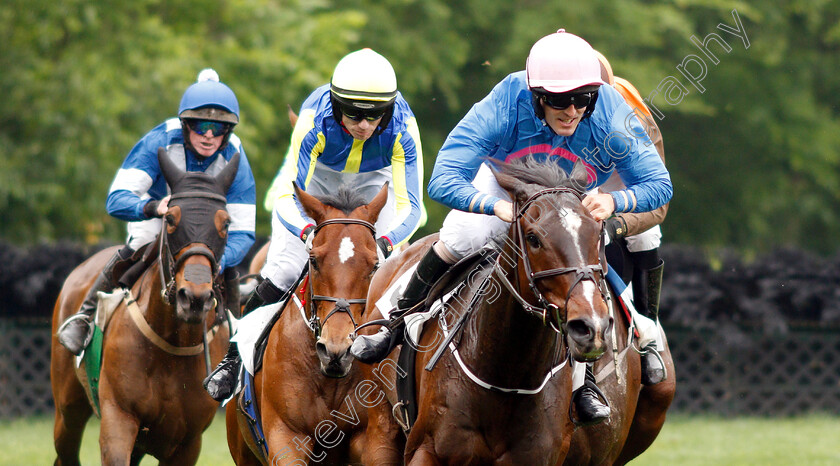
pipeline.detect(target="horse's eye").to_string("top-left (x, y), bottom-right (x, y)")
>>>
top-left (223, 219), bottom-right (231, 230)
top-left (526, 232), bottom-right (541, 249)
top-left (309, 256), bottom-right (319, 271)
top-left (164, 214), bottom-right (177, 227)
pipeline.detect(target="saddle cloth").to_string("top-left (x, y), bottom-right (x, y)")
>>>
top-left (374, 262), bottom-right (458, 346)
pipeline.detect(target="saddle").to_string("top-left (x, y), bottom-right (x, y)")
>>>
top-left (116, 241), bottom-right (158, 290)
top-left (393, 246), bottom-right (499, 433)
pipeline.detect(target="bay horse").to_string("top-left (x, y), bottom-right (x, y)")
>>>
top-left (226, 183), bottom-right (388, 465)
top-left (51, 148), bottom-right (238, 465)
top-left (362, 158), bottom-right (614, 464)
top-left (563, 275), bottom-right (676, 465)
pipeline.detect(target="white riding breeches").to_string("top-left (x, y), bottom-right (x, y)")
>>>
top-left (126, 218), bottom-right (162, 251)
top-left (438, 164), bottom-right (511, 261)
top-left (261, 165), bottom-right (397, 292)
top-left (625, 225), bottom-right (661, 252)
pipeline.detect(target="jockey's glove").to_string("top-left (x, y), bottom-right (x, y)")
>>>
top-left (143, 199), bottom-right (163, 218)
top-left (300, 224), bottom-right (315, 250)
top-left (605, 216), bottom-right (628, 242)
top-left (300, 225), bottom-right (315, 242)
top-left (376, 237), bottom-right (392, 260)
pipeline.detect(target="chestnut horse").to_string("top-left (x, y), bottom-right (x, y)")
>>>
top-left (51, 149), bottom-right (238, 465)
top-left (226, 183), bottom-right (388, 465)
top-left (563, 274), bottom-right (676, 465)
top-left (362, 159), bottom-right (614, 464)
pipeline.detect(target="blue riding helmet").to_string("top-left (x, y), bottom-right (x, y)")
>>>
top-left (179, 76), bottom-right (240, 125)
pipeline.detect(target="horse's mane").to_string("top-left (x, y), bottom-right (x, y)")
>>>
top-left (314, 185), bottom-right (370, 214)
top-left (492, 156), bottom-right (585, 193)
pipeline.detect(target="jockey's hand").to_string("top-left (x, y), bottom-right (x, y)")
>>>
top-left (605, 216), bottom-right (628, 242)
top-left (301, 225), bottom-right (315, 250)
top-left (376, 237), bottom-right (392, 260)
top-left (582, 193), bottom-right (615, 221)
top-left (143, 196), bottom-right (171, 218)
top-left (493, 200), bottom-right (514, 223)
top-left (157, 196), bottom-right (170, 216)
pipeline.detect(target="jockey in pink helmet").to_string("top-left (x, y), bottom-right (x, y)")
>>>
top-left (351, 30), bottom-right (672, 426)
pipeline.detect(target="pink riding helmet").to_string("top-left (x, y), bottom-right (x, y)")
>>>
top-left (526, 29), bottom-right (606, 93)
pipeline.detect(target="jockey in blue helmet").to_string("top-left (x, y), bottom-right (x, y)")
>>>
top-left (57, 69), bottom-right (256, 356)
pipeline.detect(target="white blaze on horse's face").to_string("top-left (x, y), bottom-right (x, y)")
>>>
top-left (338, 237), bottom-right (355, 263)
top-left (558, 209), bottom-right (600, 310)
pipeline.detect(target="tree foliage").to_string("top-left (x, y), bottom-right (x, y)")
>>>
top-left (2, 0), bottom-right (840, 255)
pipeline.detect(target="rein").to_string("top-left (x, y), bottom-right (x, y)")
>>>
top-left (143, 191), bottom-right (228, 370)
top-left (498, 187), bottom-right (609, 332)
top-left (447, 187), bottom-right (608, 394)
top-left (304, 217), bottom-right (377, 338)
top-left (158, 192), bottom-right (225, 304)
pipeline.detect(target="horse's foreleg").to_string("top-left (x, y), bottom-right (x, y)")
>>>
top-left (361, 400), bottom-right (403, 466)
top-left (99, 400), bottom-right (140, 466)
top-left (614, 345), bottom-right (676, 465)
top-left (226, 400), bottom-right (262, 466)
top-left (53, 401), bottom-right (92, 466)
top-left (129, 448), bottom-right (145, 466)
top-left (407, 446), bottom-right (442, 466)
top-left (158, 436), bottom-right (202, 466)
top-left (264, 420), bottom-right (313, 465)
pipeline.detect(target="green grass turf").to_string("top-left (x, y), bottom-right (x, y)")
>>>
top-left (1, 413), bottom-right (839, 465)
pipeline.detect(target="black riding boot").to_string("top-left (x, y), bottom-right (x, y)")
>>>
top-left (57, 247), bottom-right (135, 356)
top-left (351, 246), bottom-right (450, 364)
top-left (571, 363), bottom-right (611, 426)
top-left (632, 257), bottom-right (666, 386)
top-left (203, 279), bottom-right (285, 402)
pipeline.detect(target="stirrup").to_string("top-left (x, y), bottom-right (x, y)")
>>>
top-left (640, 344), bottom-right (667, 385)
top-left (57, 313), bottom-right (94, 354)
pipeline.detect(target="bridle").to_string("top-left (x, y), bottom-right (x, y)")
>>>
top-left (158, 191), bottom-right (228, 305)
top-left (492, 187), bottom-right (609, 333)
top-left (304, 218), bottom-right (377, 338)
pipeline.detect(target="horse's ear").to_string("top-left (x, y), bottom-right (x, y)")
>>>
top-left (158, 147), bottom-right (184, 188)
top-left (358, 182), bottom-right (389, 222)
top-left (287, 104), bottom-right (298, 127)
top-left (216, 152), bottom-right (240, 194)
top-left (569, 159), bottom-right (590, 193)
top-left (294, 182), bottom-right (326, 223)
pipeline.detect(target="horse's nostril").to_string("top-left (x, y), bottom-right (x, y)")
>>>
top-left (567, 319), bottom-right (595, 341)
top-left (177, 288), bottom-right (191, 309)
top-left (315, 341), bottom-right (328, 357)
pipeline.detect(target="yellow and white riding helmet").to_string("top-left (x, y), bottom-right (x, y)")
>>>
top-left (330, 48), bottom-right (398, 134)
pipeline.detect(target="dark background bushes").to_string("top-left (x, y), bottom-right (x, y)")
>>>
top-left (3, 240), bottom-right (839, 332)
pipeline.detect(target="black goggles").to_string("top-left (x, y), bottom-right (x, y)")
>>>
top-left (339, 104), bottom-right (387, 122)
top-left (539, 90), bottom-right (598, 110)
top-left (186, 119), bottom-right (231, 136)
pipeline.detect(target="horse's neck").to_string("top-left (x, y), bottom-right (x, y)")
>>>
top-left (461, 258), bottom-right (562, 387)
top-left (133, 262), bottom-right (209, 345)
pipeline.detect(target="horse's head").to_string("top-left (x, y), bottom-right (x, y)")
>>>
top-left (158, 147), bottom-right (239, 324)
top-left (295, 182), bottom-right (388, 377)
top-left (493, 158), bottom-right (613, 362)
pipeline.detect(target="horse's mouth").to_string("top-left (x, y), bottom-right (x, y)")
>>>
top-left (572, 347), bottom-right (606, 362)
top-left (320, 363), bottom-right (352, 378)
top-left (316, 342), bottom-right (354, 378)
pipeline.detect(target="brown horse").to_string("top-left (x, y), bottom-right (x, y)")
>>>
top-left (362, 159), bottom-right (614, 464)
top-left (51, 149), bottom-right (238, 465)
top-left (226, 183), bottom-right (388, 465)
top-left (563, 280), bottom-right (676, 465)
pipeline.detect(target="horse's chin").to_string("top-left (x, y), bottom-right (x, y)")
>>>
top-left (176, 307), bottom-right (206, 325)
top-left (320, 359), bottom-right (353, 378)
top-left (318, 349), bottom-right (354, 378)
top-left (570, 345), bottom-right (606, 363)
